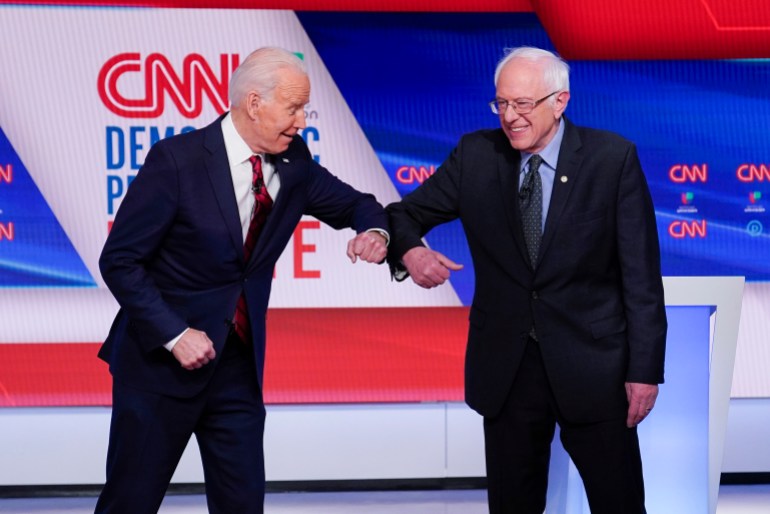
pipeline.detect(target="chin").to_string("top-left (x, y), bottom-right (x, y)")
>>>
top-left (277, 136), bottom-right (294, 150)
top-left (271, 141), bottom-right (291, 153)
top-left (506, 138), bottom-right (527, 151)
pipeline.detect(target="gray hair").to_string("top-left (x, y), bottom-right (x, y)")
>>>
top-left (229, 47), bottom-right (307, 107)
top-left (494, 47), bottom-right (570, 95)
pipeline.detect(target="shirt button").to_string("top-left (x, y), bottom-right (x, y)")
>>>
top-left (531, 291), bottom-right (539, 300)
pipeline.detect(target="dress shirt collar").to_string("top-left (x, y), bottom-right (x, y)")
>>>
top-left (520, 117), bottom-right (565, 173)
top-left (221, 112), bottom-right (257, 167)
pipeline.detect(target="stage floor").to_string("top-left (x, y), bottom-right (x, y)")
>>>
top-left (0, 486), bottom-right (769, 513)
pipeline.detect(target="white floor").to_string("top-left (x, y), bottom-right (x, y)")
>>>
top-left (0, 486), bottom-right (768, 513)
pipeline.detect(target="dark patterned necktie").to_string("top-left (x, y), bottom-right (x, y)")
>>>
top-left (233, 155), bottom-right (273, 343)
top-left (520, 154), bottom-right (543, 268)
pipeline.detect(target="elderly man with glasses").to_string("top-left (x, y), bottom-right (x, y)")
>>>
top-left (386, 46), bottom-right (667, 514)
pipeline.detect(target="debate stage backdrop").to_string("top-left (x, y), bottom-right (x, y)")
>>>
top-left (1, 0), bottom-right (769, 407)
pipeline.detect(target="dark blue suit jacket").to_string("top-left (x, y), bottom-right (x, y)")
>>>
top-left (387, 118), bottom-right (667, 423)
top-left (99, 115), bottom-right (387, 398)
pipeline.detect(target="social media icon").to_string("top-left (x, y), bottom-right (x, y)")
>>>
top-left (747, 220), bottom-right (763, 236)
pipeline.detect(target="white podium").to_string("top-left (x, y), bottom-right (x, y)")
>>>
top-left (546, 277), bottom-right (744, 514)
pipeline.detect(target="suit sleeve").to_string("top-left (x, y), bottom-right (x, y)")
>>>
top-left (385, 136), bottom-right (465, 271)
top-left (301, 145), bottom-right (389, 235)
top-left (615, 144), bottom-right (667, 384)
top-left (99, 142), bottom-right (188, 352)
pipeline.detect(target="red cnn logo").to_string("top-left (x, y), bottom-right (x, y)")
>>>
top-left (0, 163), bottom-right (11, 183)
top-left (0, 222), bottom-right (14, 241)
top-left (396, 165), bottom-right (436, 185)
top-left (668, 220), bottom-right (707, 238)
top-left (97, 53), bottom-right (239, 118)
top-left (737, 164), bottom-right (770, 182)
top-left (668, 164), bottom-right (707, 183)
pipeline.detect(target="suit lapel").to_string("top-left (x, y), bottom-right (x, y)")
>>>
top-left (202, 116), bottom-right (244, 262)
top-left (245, 149), bottom-right (303, 270)
top-left (539, 119), bottom-right (583, 259)
top-left (495, 138), bottom-right (530, 265)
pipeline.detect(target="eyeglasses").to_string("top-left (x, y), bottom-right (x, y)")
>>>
top-left (489, 91), bottom-right (559, 115)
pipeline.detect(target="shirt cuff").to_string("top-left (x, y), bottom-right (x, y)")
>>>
top-left (365, 228), bottom-right (390, 246)
top-left (164, 328), bottom-right (189, 351)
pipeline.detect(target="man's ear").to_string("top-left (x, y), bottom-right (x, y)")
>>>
top-left (554, 90), bottom-right (570, 119)
top-left (246, 91), bottom-right (261, 120)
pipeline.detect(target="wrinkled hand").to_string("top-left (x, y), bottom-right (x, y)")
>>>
top-left (347, 231), bottom-right (388, 264)
top-left (171, 328), bottom-right (216, 370)
top-left (402, 246), bottom-right (463, 289)
top-left (625, 382), bottom-right (659, 427)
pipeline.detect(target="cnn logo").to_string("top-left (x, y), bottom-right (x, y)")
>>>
top-left (668, 220), bottom-right (707, 238)
top-left (669, 164), bottom-right (707, 183)
top-left (97, 53), bottom-right (240, 118)
top-left (737, 164), bottom-right (770, 182)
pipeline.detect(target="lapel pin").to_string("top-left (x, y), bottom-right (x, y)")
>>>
top-left (560, 175), bottom-right (568, 183)
top-left (282, 158), bottom-right (290, 163)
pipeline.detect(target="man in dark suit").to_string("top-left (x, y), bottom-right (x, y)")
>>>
top-left (387, 46), bottom-right (667, 514)
top-left (96, 47), bottom-right (388, 514)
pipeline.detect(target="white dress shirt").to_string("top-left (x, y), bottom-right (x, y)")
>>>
top-left (165, 113), bottom-right (277, 351)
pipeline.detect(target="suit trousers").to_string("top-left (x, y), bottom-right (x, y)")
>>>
top-left (95, 334), bottom-right (266, 514)
top-left (483, 337), bottom-right (646, 514)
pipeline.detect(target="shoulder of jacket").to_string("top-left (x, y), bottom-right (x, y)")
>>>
top-left (460, 128), bottom-right (505, 143)
top-left (574, 124), bottom-right (634, 148)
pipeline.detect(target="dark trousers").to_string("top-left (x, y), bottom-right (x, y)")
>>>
top-left (95, 335), bottom-right (266, 514)
top-left (483, 338), bottom-right (646, 514)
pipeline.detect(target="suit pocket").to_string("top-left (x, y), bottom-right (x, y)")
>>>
top-left (561, 208), bottom-right (609, 265)
top-left (568, 208), bottom-right (607, 225)
top-left (590, 314), bottom-right (627, 339)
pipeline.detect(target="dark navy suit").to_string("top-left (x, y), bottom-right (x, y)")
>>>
top-left (387, 118), bottom-right (666, 513)
top-left (97, 114), bottom-right (387, 513)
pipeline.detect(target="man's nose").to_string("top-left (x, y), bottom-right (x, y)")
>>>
top-left (503, 104), bottom-right (522, 123)
top-left (295, 109), bottom-right (307, 129)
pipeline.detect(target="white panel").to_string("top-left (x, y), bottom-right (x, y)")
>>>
top-left (664, 277), bottom-right (744, 514)
top-left (722, 399), bottom-right (770, 473)
top-left (264, 404), bottom-right (446, 480)
top-left (3, 398), bottom-right (770, 487)
top-left (0, 289), bottom-right (117, 343)
top-left (0, 407), bottom-right (111, 485)
top-left (445, 404), bottom-right (485, 477)
top-left (732, 282), bottom-right (770, 397)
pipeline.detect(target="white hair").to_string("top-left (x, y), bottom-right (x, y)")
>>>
top-left (494, 46), bottom-right (570, 97)
top-left (229, 47), bottom-right (307, 107)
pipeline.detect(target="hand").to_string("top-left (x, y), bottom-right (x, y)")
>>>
top-left (347, 231), bottom-right (388, 264)
top-left (171, 328), bottom-right (216, 370)
top-left (625, 382), bottom-right (659, 427)
top-left (402, 246), bottom-right (463, 289)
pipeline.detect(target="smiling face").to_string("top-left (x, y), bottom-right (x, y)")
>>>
top-left (244, 66), bottom-right (310, 155)
top-left (496, 57), bottom-right (569, 154)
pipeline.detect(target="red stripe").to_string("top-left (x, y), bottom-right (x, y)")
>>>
top-left (7, 0), bottom-right (770, 57)
top-left (0, 307), bottom-right (469, 407)
top-left (536, 0), bottom-right (770, 59)
top-left (2, 0), bottom-right (532, 12)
